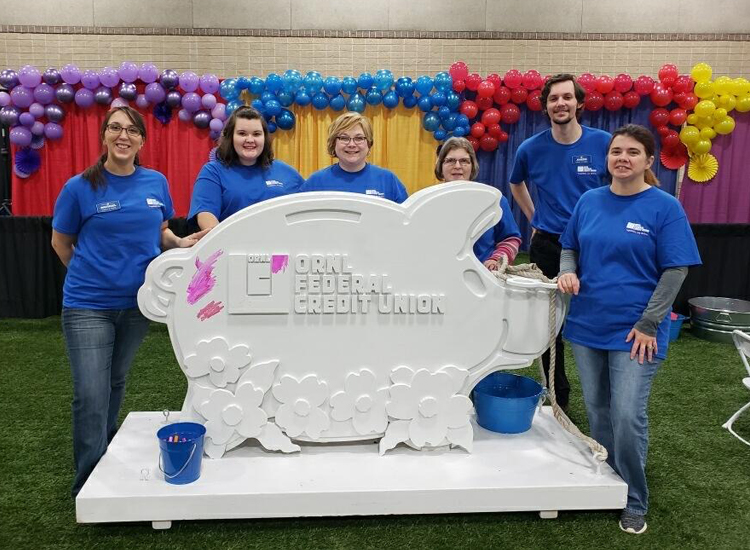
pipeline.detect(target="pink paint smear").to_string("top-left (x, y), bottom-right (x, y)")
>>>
top-left (197, 301), bottom-right (224, 321)
top-left (271, 254), bottom-right (289, 274)
top-left (187, 249), bottom-right (223, 305)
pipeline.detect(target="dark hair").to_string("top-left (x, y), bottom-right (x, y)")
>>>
top-left (82, 106), bottom-right (146, 190)
top-left (216, 106), bottom-right (273, 168)
top-left (540, 73), bottom-right (586, 120)
top-left (608, 124), bottom-right (660, 186)
top-left (434, 137), bottom-right (479, 181)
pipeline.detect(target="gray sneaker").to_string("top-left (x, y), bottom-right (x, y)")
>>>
top-left (619, 510), bottom-right (647, 534)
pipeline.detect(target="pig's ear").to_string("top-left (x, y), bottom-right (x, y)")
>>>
top-left (403, 182), bottom-right (501, 257)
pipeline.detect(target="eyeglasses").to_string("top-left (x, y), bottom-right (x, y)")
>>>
top-left (336, 136), bottom-right (367, 145)
top-left (106, 123), bottom-right (142, 137)
top-left (443, 158), bottom-right (472, 166)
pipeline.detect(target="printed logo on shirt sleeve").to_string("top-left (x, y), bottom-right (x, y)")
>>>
top-left (265, 179), bottom-right (284, 187)
top-left (626, 222), bottom-right (650, 236)
top-left (365, 189), bottom-right (386, 197)
top-left (96, 200), bottom-right (121, 213)
top-left (146, 197), bottom-right (165, 208)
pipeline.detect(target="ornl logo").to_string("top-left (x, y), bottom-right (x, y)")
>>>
top-left (227, 253), bottom-right (291, 314)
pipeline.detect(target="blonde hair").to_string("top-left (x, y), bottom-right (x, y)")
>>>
top-left (434, 137), bottom-right (479, 181)
top-left (327, 112), bottom-right (374, 157)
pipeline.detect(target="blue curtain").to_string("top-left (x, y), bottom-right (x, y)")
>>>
top-left (474, 102), bottom-right (678, 250)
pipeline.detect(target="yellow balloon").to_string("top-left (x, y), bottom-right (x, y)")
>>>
top-left (714, 116), bottom-right (735, 135)
top-left (717, 94), bottom-right (736, 112)
top-left (692, 139), bottom-right (712, 155)
top-left (691, 63), bottom-right (713, 83)
top-left (679, 125), bottom-right (700, 145)
top-left (712, 107), bottom-right (728, 121)
top-left (694, 81), bottom-right (715, 99)
top-left (687, 113), bottom-right (699, 125)
top-left (695, 116), bottom-right (714, 130)
top-left (694, 99), bottom-right (716, 117)
top-left (713, 76), bottom-right (732, 96)
top-left (731, 78), bottom-right (750, 97)
top-left (700, 127), bottom-right (716, 140)
top-left (736, 93), bottom-right (750, 113)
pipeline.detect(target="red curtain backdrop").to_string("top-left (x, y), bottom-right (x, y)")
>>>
top-left (11, 103), bottom-right (214, 217)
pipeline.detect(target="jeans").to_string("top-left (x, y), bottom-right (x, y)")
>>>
top-left (570, 342), bottom-right (661, 516)
top-left (530, 230), bottom-right (570, 408)
top-left (61, 307), bottom-right (150, 497)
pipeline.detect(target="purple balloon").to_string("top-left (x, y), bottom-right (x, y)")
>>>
top-left (42, 67), bottom-right (61, 86)
top-left (199, 74), bottom-right (220, 94)
top-left (118, 82), bottom-right (138, 100)
top-left (144, 82), bottom-right (166, 104)
top-left (118, 61), bottom-right (139, 83)
top-left (0, 69), bottom-right (19, 89)
top-left (94, 86), bottom-right (112, 105)
top-left (10, 126), bottom-right (33, 147)
top-left (0, 91), bottom-right (10, 107)
top-left (44, 104), bottom-right (64, 123)
top-left (61, 64), bottom-right (81, 85)
top-left (111, 98), bottom-right (129, 109)
top-left (209, 117), bottom-right (224, 132)
top-left (31, 121), bottom-right (45, 136)
top-left (160, 69), bottom-right (179, 90)
top-left (180, 71), bottom-right (199, 93)
top-left (74, 88), bottom-right (94, 108)
top-left (181, 92), bottom-right (201, 112)
top-left (81, 70), bottom-right (100, 90)
top-left (211, 103), bottom-right (227, 121)
top-left (177, 108), bottom-right (192, 122)
top-left (19, 112), bottom-right (36, 127)
top-left (100, 66), bottom-right (120, 88)
top-left (165, 90), bottom-right (182, 108)
top-left (135, 94), bottom-right (150, 109)
top-left (209, 129), bottom-right (221, 141)
top-left (55, 83), bottom-right (75, 103)
top-left (18, 65), bottom-right (42, 88)
top-left (10, 86), bottom-right (34, 108)
top-left (193, 110), bottom-right (211, 129)
top-left (33, 83), bottom-right (55, 105)
top-left (139, 63), bottom-right (159, 84)
top-left (31, 134), bottom-right (46, 149)
top-left (0, 106), bottom-right (20, 126)
top-left (29, 103), bottom-right (45, 117)
top-left (44, 122), bottom-right (63, 140)
top-left (201, 93), bottom-right (217, 110)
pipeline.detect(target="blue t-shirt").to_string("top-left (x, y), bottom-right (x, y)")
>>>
top-left (52, 167), bottom-right (175, 309)
top-left (188, 159), bottom-right (304, 222)
top-left (510, 126), bottom-right (611, 235)
top-left (560, 186), bottom-right (701, 359)
top-left (474, 195), bottom-right (522, 262)
top-left (301, 163), bottom-right (408, 203)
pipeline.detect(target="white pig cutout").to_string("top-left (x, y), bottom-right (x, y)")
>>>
top-left (138, 181), bottom-right (564, 457)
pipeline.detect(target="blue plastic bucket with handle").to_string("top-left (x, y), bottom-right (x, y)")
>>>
top-left (473, 372), bottom-right (546, 434)
top-left (157, 422), bottom-right (206, 485)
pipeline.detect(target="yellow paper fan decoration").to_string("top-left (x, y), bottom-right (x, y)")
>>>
top-left (688, 153), bottom-right (719, 183)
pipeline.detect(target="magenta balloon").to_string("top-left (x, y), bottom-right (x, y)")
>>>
top-left (135, 94), bottom-right (150, 109)
top-left (0, 91), bottom-right (10, 107)
top-left (181, 92), bottom-right (201, 112)
top-left (111, 98), bottom-right (129, 108)
top-left (61, 64), bottom-right (81, 85)
top-left (209, 117), bottom-right (224, 132)
top-left (118, 61), bottom-right (139, 83)
top-left (139, 63), bottom-right (159, 84)
top-left (55, 83), bottom-right (75, 103)
top-left (74, 88), bottom-right (94, 108)
top-left (81, 70), bottom-right (100, 90)
top-left (179, 71), bottom-right (199, 93)
top-left (10, 86), bottom-right (34, 108)
top-left (44, 122), bottom-right (63, 140)
top-left (199, 74), bottom-right (220, 94)
top-left (100, 66), bottom-right (120, 88)
top-left (44, 104), bottom-right (64, 122)
top-left (10, 126), bottom-right (33, 147)
top-left (211, 103), bottom-right (227, 121)
top-left (29, 102), bottom-right (45, 117)
top-left (19, 112), bottom-right (36, 127)
top-left (201, 93), bottom-right (217, 110)
top-left (178, 108), bottom-right (192, 122)
top-left (33, 83), bottom-right (55, 105)
top-left (31, 121), bottom-right (45, 136)
top-left (144, 82), bottom-right (166, 104)
top-left (18, 65), bottom-right (42, 88)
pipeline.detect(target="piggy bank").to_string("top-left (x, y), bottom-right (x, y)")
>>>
top-left (138, 182), bottom-right (564, 457)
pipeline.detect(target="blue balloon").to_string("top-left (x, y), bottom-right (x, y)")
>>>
top-left (330, 93), bottom-right (346, 111)
top-left (456, 114), bottom-right (470, 127)
top-left (403, 95), bottom-right (418, 108)
top-left (346, 92), bottom-right (366, 113)
top-left (225, 99), bottom-right (243, 117)
top-left (395, 77), bottom-right (415, 98)
top-left (442, 113), bottom-right (458, 131)
top-left (374, 69), bottom-right (394, 92)
top-left (265, 73), bottom-right (283, 92)
top-left (430, 91), bottom-right (447, 107)
top-left (324, 76), bottom-right (342, 96)
top-left (219, 78), bottom-right (239, 101)
top-left (261, 91), bottom-right (276, 104)
top-left (434, 129), bottom-right (447, 141)
top-left (303, 71), bottom-right (323, 94)
top-left (277, 90), bottom-right (294, 107)
top-left (382, 90), bottom-right (399, 109)
top-left (422, 112), bottom-right (441, 132)
top-left (358, 72), bottom-right (374, 90)
top-left (446, 91), bottom-right (461, 110)
top-left (434, 71), bottom-right (452, 92)
top-left (438, 106), bottom-right (451, 119)
top-left (264, 99), bottom-right (282, 117)
top-left (366, 87), bottom-right (382, 106)
top-left (267, 120), bottom-right (277, 133)
top-left (453, 125), bottom-right (468, 137)
top-left (282, 69), bottom-right (302, 93)
top-left (417, 95), bottom-right (432, 112)
top-left (251, 99), bottom-right (265, 112)
top-left (249, 77), bottom-right (265, 95)
top-left (236, 76), bottom-right (251, 90)
top-left (312, 92), bottom-right (329, 110)
top-left (416, 75), bottom-right (433, 95)
top-left (275, 108), bottom-right (295, 130)
top-left (295, 90), bottom-right (312, 106)
top-left (341, 77), bottom-right (358, 95)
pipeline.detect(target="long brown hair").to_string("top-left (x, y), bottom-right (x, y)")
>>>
top-left (82, 106), bottom-right (146, 190)
top-left (609, 124), bottom-right (660, 186)
top-left (216, 106), bottom-right (274, 168)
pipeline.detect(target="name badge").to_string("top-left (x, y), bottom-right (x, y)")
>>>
top-left (147, 197), bottom-right (165, 208)
top-left (96, 200), bottom-right (121, 213)
top-left (265, 179), bottom-right (284, 187)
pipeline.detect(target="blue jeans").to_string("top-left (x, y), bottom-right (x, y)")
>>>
top-left (62, 307), bottom-right (150, 497)
top-left (570, 342), bottom-right (662, 516)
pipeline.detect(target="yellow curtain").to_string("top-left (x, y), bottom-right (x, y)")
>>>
top-left (272, 104), bottom-right (439, 195)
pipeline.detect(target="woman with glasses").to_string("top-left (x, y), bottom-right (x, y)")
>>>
top-left (436, 137), bottom-right (522, 269)
top-left (189, 106), bottom-right (304, 230)
top-left (302, 112), bottom-right (408, 203)
top-left (51, 106), bottom-right (206, 497)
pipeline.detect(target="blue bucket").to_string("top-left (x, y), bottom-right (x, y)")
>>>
top-left (670, 313), bottom-right (687, 342)
top-left (473, 372), bottom-right (546, 434)
top-left (157, 422), bottom-right (206, 485)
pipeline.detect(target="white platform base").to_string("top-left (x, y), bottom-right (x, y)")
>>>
top-left (77, 409), bottom-right (626, 528)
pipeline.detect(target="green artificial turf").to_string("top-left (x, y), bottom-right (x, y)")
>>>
top-left (1, 312), bottom-right (749, 549)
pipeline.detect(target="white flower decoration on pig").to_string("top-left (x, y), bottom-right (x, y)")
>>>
top-left (273, 374), bottom-right (330, 439)
top-left (380, 365), bottom-right (474, 454)
top-left (329, 368), bottom-right (388, 435)
top-left (183, 337), bottom-right (251, 388)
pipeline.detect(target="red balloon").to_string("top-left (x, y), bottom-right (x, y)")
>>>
top-left (467, 135), bottom-right (480, 152)
top-left (669, 108), bottom-right (687, 126)
top-left (493, 85), bottom-right (511, 105)
top-left (487, 123), bottom-right (503, 139)
top-left (595, 75), bottom-right (614, 94)
top-left (623, 91), bottom-right (641, 109)
top-left (522, 70), bottom-right (543, 90)
top-left (658, 64), bottom-right (679, 87)
top-left (496, 129), bottom-right (509, 143)
top-left (672, 91), bottom-right (687, 105)
top-left (465, 73), bottom-right (482, 91)
top-left (613, 73), bottom-right (633, 93)
top-left (500, 103), bottom-right (520, 124)
top-left (481, 107), bottom-right (501, 126)
top-left (662, 130), bottom-right (680, 150)
top-left (452, 79), bottom-right (466, 93)
top-left (584, 90), bottom-right (604, 111)
top-left (526, 89), bottom-right (542, 111)
top-left (649, 107), bottom-right (670, 127)
top-left (634, 75), bottom-right (655, 96)
top-left (577, 73), bottom-right (596, 93)
top-left (650, 84), bottom-right (673, 107)
top-left (479, 134), bottom-right (499, 152)
top-left (672, 75), bottom-right (694, 94)
top-left (510, 87), bottom-right (528, 104)
top-left (604, 90), bottom-right (624, 111)
top-left (503, 69), bottom-right (522, 89)
top-left (656, 125), bottom-right (671, 137)
top-left (459, 100), bottom-right (478, 119)
top-left (470, 122), bottom-right (486, 138)
top-left (477, 80), bottom-right (495, 98)
top-left (449, 61), bottom-right (469, 81)
top-left (486, 73), bottom-right (502, 89)
top-left (476, 95), bottom-right (494, 110)
top-left (679, 92), bottom-right (698, 110)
